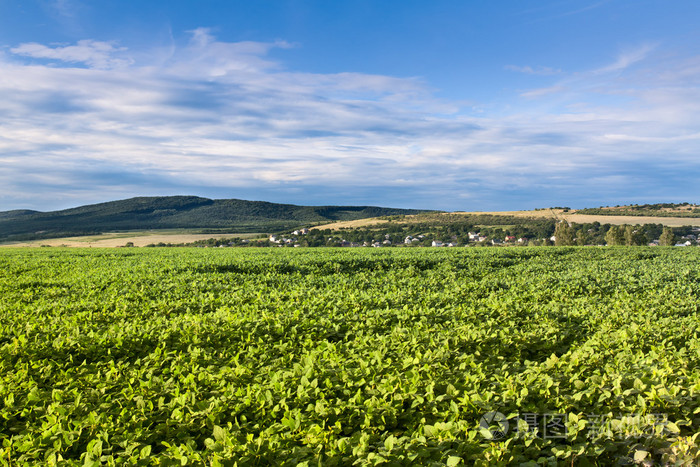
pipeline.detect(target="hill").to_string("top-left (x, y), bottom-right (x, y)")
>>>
top-left (316, 207), bottom-right (700, 231)
top-left (575, 203), bottom-right (700, 217)
top-left (0, 196), bottom-right (431, 242)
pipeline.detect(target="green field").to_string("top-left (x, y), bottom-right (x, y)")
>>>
top-left (1, 247), bottom-right (699, 465)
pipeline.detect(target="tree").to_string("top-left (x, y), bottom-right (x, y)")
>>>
top-left (575, 229), bottom-right (589, 246)
top-left (624, 225), bottom-right (647, 246)
top-left (659, 226), bottom-right (676, 246)
top-left (554, 221), bottom-right (574, 246)
top-left (605, 226), bottom-right (624, 246)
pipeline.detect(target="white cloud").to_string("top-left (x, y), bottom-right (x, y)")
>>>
top-left (593, 43), bottom-right (657, 74)
top-left (520, 85), bottom-right (567, 98)
top-left (50, 0), bottom-right (79, 19)
top-left (1, 32), bottom-right (700, 211)
top-left (10, 39), bottom-right (132, 69)
top-left (604, 132), bottom-right (700, 143)
top-left (505, 65), bottom-right (561, 75)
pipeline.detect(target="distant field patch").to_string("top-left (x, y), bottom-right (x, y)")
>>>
top-left (0, 231), bottom-right (262, 248)
top-left (310, 217), bottom-right (395, 230)
top-left (316, 208), bottom-right (700, 231)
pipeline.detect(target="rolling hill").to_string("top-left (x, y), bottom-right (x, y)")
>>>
top-left (0, 196), bottom-right (431, 241)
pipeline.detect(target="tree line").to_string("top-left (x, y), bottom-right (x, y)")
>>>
top-left (554, 221), bottom-right (677, 246)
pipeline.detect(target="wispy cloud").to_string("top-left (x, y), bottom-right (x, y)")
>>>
top-left (553, 0), bottom-right (611, 19)
top-left (593, 43), bottom-right (657, 74)
top-left (520, 85), bottom-right (567, 98)
top-left (505, 65), bottom-right (561, 75)
top-left (43, 0), bottom-right (88, 36)
top-left (1, 31), bottom-right (699, 211)
top-left (522, 0), bottom-right (612, 23)
top-left (10, 39), bottom-right (132, 69)
top-left (516, 43), bottom-right (662, 102)
top-left (50, 0), bottom-right (79, 19)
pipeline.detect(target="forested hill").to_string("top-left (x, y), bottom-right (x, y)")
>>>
top-left (0, 196), bottom-right (430, 241)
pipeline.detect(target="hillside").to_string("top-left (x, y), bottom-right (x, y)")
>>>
top-left (298, 208), bottom-right (700, 248)
top-left (575, 203), bottom-right (700, 217)
top-left (0, 196), bottom-right (430, 241)
top-left (316, 208), bottom-right (700, 231)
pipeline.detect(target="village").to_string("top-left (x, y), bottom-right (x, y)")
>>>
top-left (260, 225), bottom-right (700, 249)
top-left (143, 218), bottom-right (700, 249)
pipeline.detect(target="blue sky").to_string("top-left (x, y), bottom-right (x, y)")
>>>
top-left (1, 1), bottom-right (700, 211)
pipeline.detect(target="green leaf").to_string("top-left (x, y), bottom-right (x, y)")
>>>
top-left (213, 426), bottom-right (227, 442)
top-left (666, 421), bottom-right (681, 433)
top-left (140, 445), bottom-right (152, 458)
top-left (384, 435), bottom-right (395, 451)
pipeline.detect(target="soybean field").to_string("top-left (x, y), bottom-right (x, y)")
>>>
top-left (1, 247), bottom-right (700, 465)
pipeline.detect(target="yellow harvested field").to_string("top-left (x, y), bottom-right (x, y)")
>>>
top-left (316, 209), bottom-right (700, 230)
top-left (562, 214), bottom-right (700, 226)
top-left (456, 209), bottom-right (700, 225)
top-left (455, 210), bottom-right (700, 226)
top-left (1, 232), bottom-right (259, 248)
top-left (310, 218), bottom-right (394, 230)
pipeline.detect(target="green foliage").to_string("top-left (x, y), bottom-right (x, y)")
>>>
top-left (660, 227), bottom-right (676, 246)
top-left (605, 226), bottom-right (625, 246)
top-left (624, 225), bottom-right (648, 246)
top-left (1, 247), bottom-right (700, 465)
top-left (293, 215), bottom-right (556, 247)
top-left (576, 203), bottom-right (700, 218)
top-left (554, 221), bottom-right (574, 246)
top-left (0, 197), bottom-right (430, 241)
top-left (574, 229), bottom-right (589, 246)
